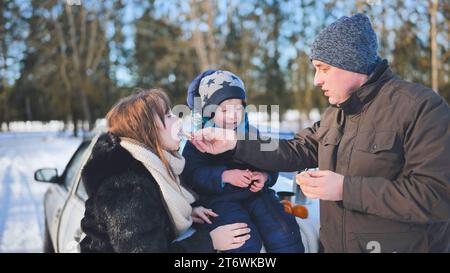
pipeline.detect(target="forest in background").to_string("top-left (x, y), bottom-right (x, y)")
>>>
top-left (1, 0), bottom-right (449, 135)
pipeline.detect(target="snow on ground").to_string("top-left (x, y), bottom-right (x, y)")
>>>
top-left (0, 115), bottom-right (319, 253)
top-left (0, 132), bottom-right (81, 252)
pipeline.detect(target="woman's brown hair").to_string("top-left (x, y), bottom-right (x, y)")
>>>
top-left (106, 88), bottom-right (176, 179)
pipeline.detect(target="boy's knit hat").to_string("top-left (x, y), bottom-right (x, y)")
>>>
top-left (187, 70), bottom-right (246, 110)
top-left (310, 13), bottom-right (380, 75)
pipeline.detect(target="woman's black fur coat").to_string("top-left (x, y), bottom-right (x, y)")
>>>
top-left (79, 133), bottom-right (214, 253)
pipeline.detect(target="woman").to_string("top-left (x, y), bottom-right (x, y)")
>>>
top-left (79, 89), bottom-right (251, 253)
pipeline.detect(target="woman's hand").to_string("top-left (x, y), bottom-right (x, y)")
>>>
top-left (191, 206), bottom-right (218, 224)
top-left (249, 171), bottom-right (268, 192)
top-left (209, 223), bottom-right (251, 251)
top-left (222, 169), bottom-right (252, 188)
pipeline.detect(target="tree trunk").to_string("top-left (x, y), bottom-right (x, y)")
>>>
top-left (25, 96), bottom-right (33, 120)
top-left (80, 88), bottom-right (93, 130)
top-left (203, 0), bottom-right (218, 67)
top-left (2, 48), bottom-right (9, 130)
top-left (1, 95), bottom-right (7, 131)
top-left (72, 111), bottom-right (78, 138)
top-left (429, 0), bottom-right (439, 93)
top-left (188, 0), bottom-right (219, 70)
top-left (188, 2), bottom-right (209, 71)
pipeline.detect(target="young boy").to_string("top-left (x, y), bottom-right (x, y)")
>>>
top-left (182, 70), bottom-right (304, 253)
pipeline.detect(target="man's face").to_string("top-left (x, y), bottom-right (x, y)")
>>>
top-left (312, 60), bottom-right (368, 105)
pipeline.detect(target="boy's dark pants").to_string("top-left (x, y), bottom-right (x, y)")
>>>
top-left (200, 190), bottom-right (305, 253)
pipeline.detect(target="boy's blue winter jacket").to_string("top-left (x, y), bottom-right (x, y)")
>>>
top-left (181, 115), bottom-right (279, 204)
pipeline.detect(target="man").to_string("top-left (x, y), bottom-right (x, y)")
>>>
top-left (191, 13), bottom-right (450, 253)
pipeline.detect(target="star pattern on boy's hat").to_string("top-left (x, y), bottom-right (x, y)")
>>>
top-left (220, 81), bottom-right (231, 88)
top-left (195, 70), bottom-right (246, 109)
top-left (203, 94), bottom-right (209, 103)
top-left (207, 78), bottom-right (215, 87)
top-left (199, 71), bottom-right (245, 98)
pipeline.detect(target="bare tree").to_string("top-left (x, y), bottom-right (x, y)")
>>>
top-left (52, 1), bottom-right (112, 132)
top-left (0, 0), bottom-right (23, 130)
top-left (187, 0), bottom-right (220, 70)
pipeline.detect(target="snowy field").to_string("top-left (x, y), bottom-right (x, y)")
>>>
top-left (0, 132), bottom-right (81, 252)
top-left (0, 114), bottom-right (317, 253)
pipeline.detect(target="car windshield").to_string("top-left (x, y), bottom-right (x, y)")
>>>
top-left (63, 142), bottom-right (90, 190)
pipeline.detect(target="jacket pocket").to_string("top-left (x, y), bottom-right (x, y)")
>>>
top-left (354, 130), bottom-right (402, 164)
top-left (316, 126), bottom-right (343, 146)
top-left (355, 131), bottom-right (396, 153)
top-left (352, 131), bottom-right (403, 177)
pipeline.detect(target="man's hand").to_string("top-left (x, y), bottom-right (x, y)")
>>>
top-left (191, 127), bottom-right (237, 154)
top-left (222, 169), bottom-right (252, 188)
top-left (249, 171), bottom-right (268, 192)
top-left (296, 170), bottom-right (344, 201)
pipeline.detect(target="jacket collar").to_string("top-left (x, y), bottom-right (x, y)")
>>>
top-left (334, 59), bottom-right (392, 115)
top-left (81, 132), bottom-right (143, 196)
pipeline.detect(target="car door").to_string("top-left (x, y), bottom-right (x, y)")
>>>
top-left (54, 140), bottom-right (91, 252)
top-left (45, 182), bottom-right (70, 249)
top-left (58, 186), bottom-right (87, 253)
top-left (43, 140), bottom-right (88, 251)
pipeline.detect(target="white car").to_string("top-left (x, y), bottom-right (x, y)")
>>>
top-left (35, 133), bottom-right (320, 253)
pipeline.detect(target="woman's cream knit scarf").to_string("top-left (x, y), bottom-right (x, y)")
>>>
top-left (120, 137), bottom-right (195, 236)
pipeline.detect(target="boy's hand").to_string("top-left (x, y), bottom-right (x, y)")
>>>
top-left (249, 171), bottom-right (268, 192)
top-left (192, 206), bottom-right (218, 224)
top-left (222, 169), bottom-right (252, 188)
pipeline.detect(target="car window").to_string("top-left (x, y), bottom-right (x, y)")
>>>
top-left (77, 177), bottom-right (88, 201)
top-left (63, 141), bottom-right (90, 190)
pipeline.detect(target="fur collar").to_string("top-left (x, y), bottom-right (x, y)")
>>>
top-left (81, 132), bottom-right (147, 197)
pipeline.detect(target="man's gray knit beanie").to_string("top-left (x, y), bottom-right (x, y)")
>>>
top-left (310, 13), bottom-right (380, 75)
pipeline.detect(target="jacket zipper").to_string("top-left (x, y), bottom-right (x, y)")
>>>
top-left (342, 209), bottom-right (346, 252)
top-left (343, 125), bottom-right (357, 252)
top-left (342, 109), bottom-right (366, 252)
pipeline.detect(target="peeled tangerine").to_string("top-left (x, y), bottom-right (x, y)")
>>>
top-left (283, 204), bottom-right (293, 214)
top-left (281, 200), bottom-right (293, 207)
top-left (291, 204), bottom-right (308, 219)
top-left (280, 200), bottom-right (308, 219)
